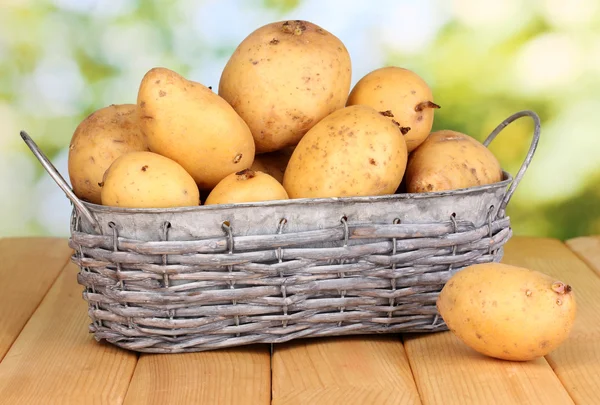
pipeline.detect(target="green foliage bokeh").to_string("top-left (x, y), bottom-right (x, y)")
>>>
top-left (1, 0), bottom-right (599, 239)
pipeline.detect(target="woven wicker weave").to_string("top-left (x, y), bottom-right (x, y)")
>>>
top-left (21, 110), bottom-right (540, 353)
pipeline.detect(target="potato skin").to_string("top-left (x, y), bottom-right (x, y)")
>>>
top-left (346, 67), bottom-right (439, 152)
top-left (204, 169), bottom-right (288, 205)
top-left (100, 151), bottom-right (200, 208)
top-left (68, 104), bottom-right (149, 205)
top-left (405, 130), bottom-right (502, 193)
top-left (437, 263), bottom-right (577, 361)
top-left (218, 20), bottom-right (352, 153)
top-left (250, 148), bottom-right (294, 184)
top-left (283, 105), bottom-right (408, 199)
top-left (137, 67), bottom-right (255, 190)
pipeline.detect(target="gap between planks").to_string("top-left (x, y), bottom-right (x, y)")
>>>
top-left (404, 237), bottom-right (600, 405)
top-left (268, 236), bottom-right (598, 405)
top-left (122, 345), bottom-right (271, 405)
top-left (0, 256), bottom-right (138, 404)
top-left (0, 237), bottom-right (73, 362)
top-left (0, 237), bottom-right (272, 405)
top-left (1, 236), bottom-right (598, 404)
top-left (554, 236), bottom-right (600, 405)
top-left (271, 335), bottom-right (422, 405)
top-left (565, 236), bottom-right (600, 278)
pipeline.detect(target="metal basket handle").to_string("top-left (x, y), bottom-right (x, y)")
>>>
top-left (483, 110), bottom-right (541, 218)
top-left (20, 130), bottom-right (102, 234)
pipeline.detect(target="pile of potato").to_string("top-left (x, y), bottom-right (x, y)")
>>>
top-left (68, 19), bottom-right (503, 208)
top-left (65, 19), bottom-right (577, 363)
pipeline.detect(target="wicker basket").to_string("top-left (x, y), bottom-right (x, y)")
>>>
top-left (21, 110), bottom-right (540, 353)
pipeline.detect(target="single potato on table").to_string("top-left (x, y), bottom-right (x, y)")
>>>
top-left (437, 262), bottom-right (577, 361)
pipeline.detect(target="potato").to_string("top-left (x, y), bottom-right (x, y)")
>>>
top-left (100, 151), bottom-right (200, 208)
top-left (137, 67), bottom-right (255, 190)
top-left (204, 169), bottom-right (288, 205)
top-left (218, 19), bottom-right (352, 153)
top-left (346, 67), bottom-right (440, 152)
top-left (437, 262), bottom-right (577, 361)
top-left (405, 129), bottom-right (503, 193)
top-left (68, 104), bottom-right (149, 205)
top-left (250, 148), bottom-right (294, 184)
top-left (283, 105), bottom-right (408, 199)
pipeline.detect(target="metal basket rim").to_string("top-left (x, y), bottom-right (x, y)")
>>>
top-left (77, 171), bottom-right (513, 215)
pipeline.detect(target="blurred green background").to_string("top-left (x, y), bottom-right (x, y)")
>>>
top-left (1, 0), bottom-right (599, 239)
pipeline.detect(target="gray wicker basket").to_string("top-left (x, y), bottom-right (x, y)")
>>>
top-left (21, 110), bottom-right (540, 353)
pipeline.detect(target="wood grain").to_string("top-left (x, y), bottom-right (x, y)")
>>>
top-left (566, 236), bottom-right (600, 277)
top-left (0, 237), bottom-right (72, 361)
top-left (123, 345), bottom-right (271, 405)
top-left (272, 336), bottom-right (422, 405)
top-left (404, 237), bottom-right (577, 405)
top-left (1, 235), bottom-right (599, 404)
top-left (0, 260), bottom-right (138, 404)
top-left (504, 237), bottom-right (600, 405)
top-left (405, 330), bottom-right (573, 404)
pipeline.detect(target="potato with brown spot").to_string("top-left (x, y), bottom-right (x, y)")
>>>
top-left (436, 262), bottom-right (577, 361)
top-left (218, 20), bottom-right (352, 153)
top-left (68, 104), bottom-right (149, 205)
top-left (405, 129), bottom-right (502, 193)
top-left (204, 169), bottom-right (288, 205)
top-left (346, 66), bottom-right (439, 152)
top-left (100, 151), bottom-right (200, 208)
top-left (283, 105), bottom-right (408, 199)
top-left (137, 67), bottom-right (255, 190)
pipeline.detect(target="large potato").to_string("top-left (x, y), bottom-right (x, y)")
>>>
top-left (68, 104), bottom-right (149, 205)
top-left (205, 168), bottom-right (288, 205)
top-left (101, 151), bottom-right (200, 208)
top-left (283, 105), bottom-right (408, 199)
top-left (437, 263), bottom-right (577, 361)
top-left (405, 129), bottom-right (502, 193)
top-left (346, 67), bottom-right (440, 152)
top-left (218, 20), bottom-right (352, 153)
top-left (137, 67), bottom-right (255, 190)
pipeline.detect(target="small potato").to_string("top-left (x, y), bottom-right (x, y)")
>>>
top-left (283, 105), bottom-right (408, 199)
top-left (101, 151), bottom-right (200, 208)
top-left (68, 104), bottom-right (149, 205)
top-left (405, 129), bottom-right (502, 193)
top-left (437, 262), bottom-right (577, 361)
top-left (250, 148), bottom-right (294, 184)
top-left (204, 169), bottom-right (288, 205)
top-left (346, 66), bottom-right (440, 152)
top-left (219, 19), bottom-right (352, 153)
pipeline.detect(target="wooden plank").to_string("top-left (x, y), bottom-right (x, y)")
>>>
top-left (403, 237), bottom-right (577, 405)
top-left (405, 331), bottom-right (573, 405)
top-left (0, 260), bottom-right (138, 404)
top-left (566, 236), bottom-right (600, 277)
top-left (272, 336), bottom-right (422, 405)
top-left (505, 237), bottom-right (600, 405)
top-left (123, 346), bottom-right (271, 405)
top-left (0, 237), bottom-right (72, 361)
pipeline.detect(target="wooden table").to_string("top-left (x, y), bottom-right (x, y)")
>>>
top-left (0, 235), bottom-right (598, 404)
